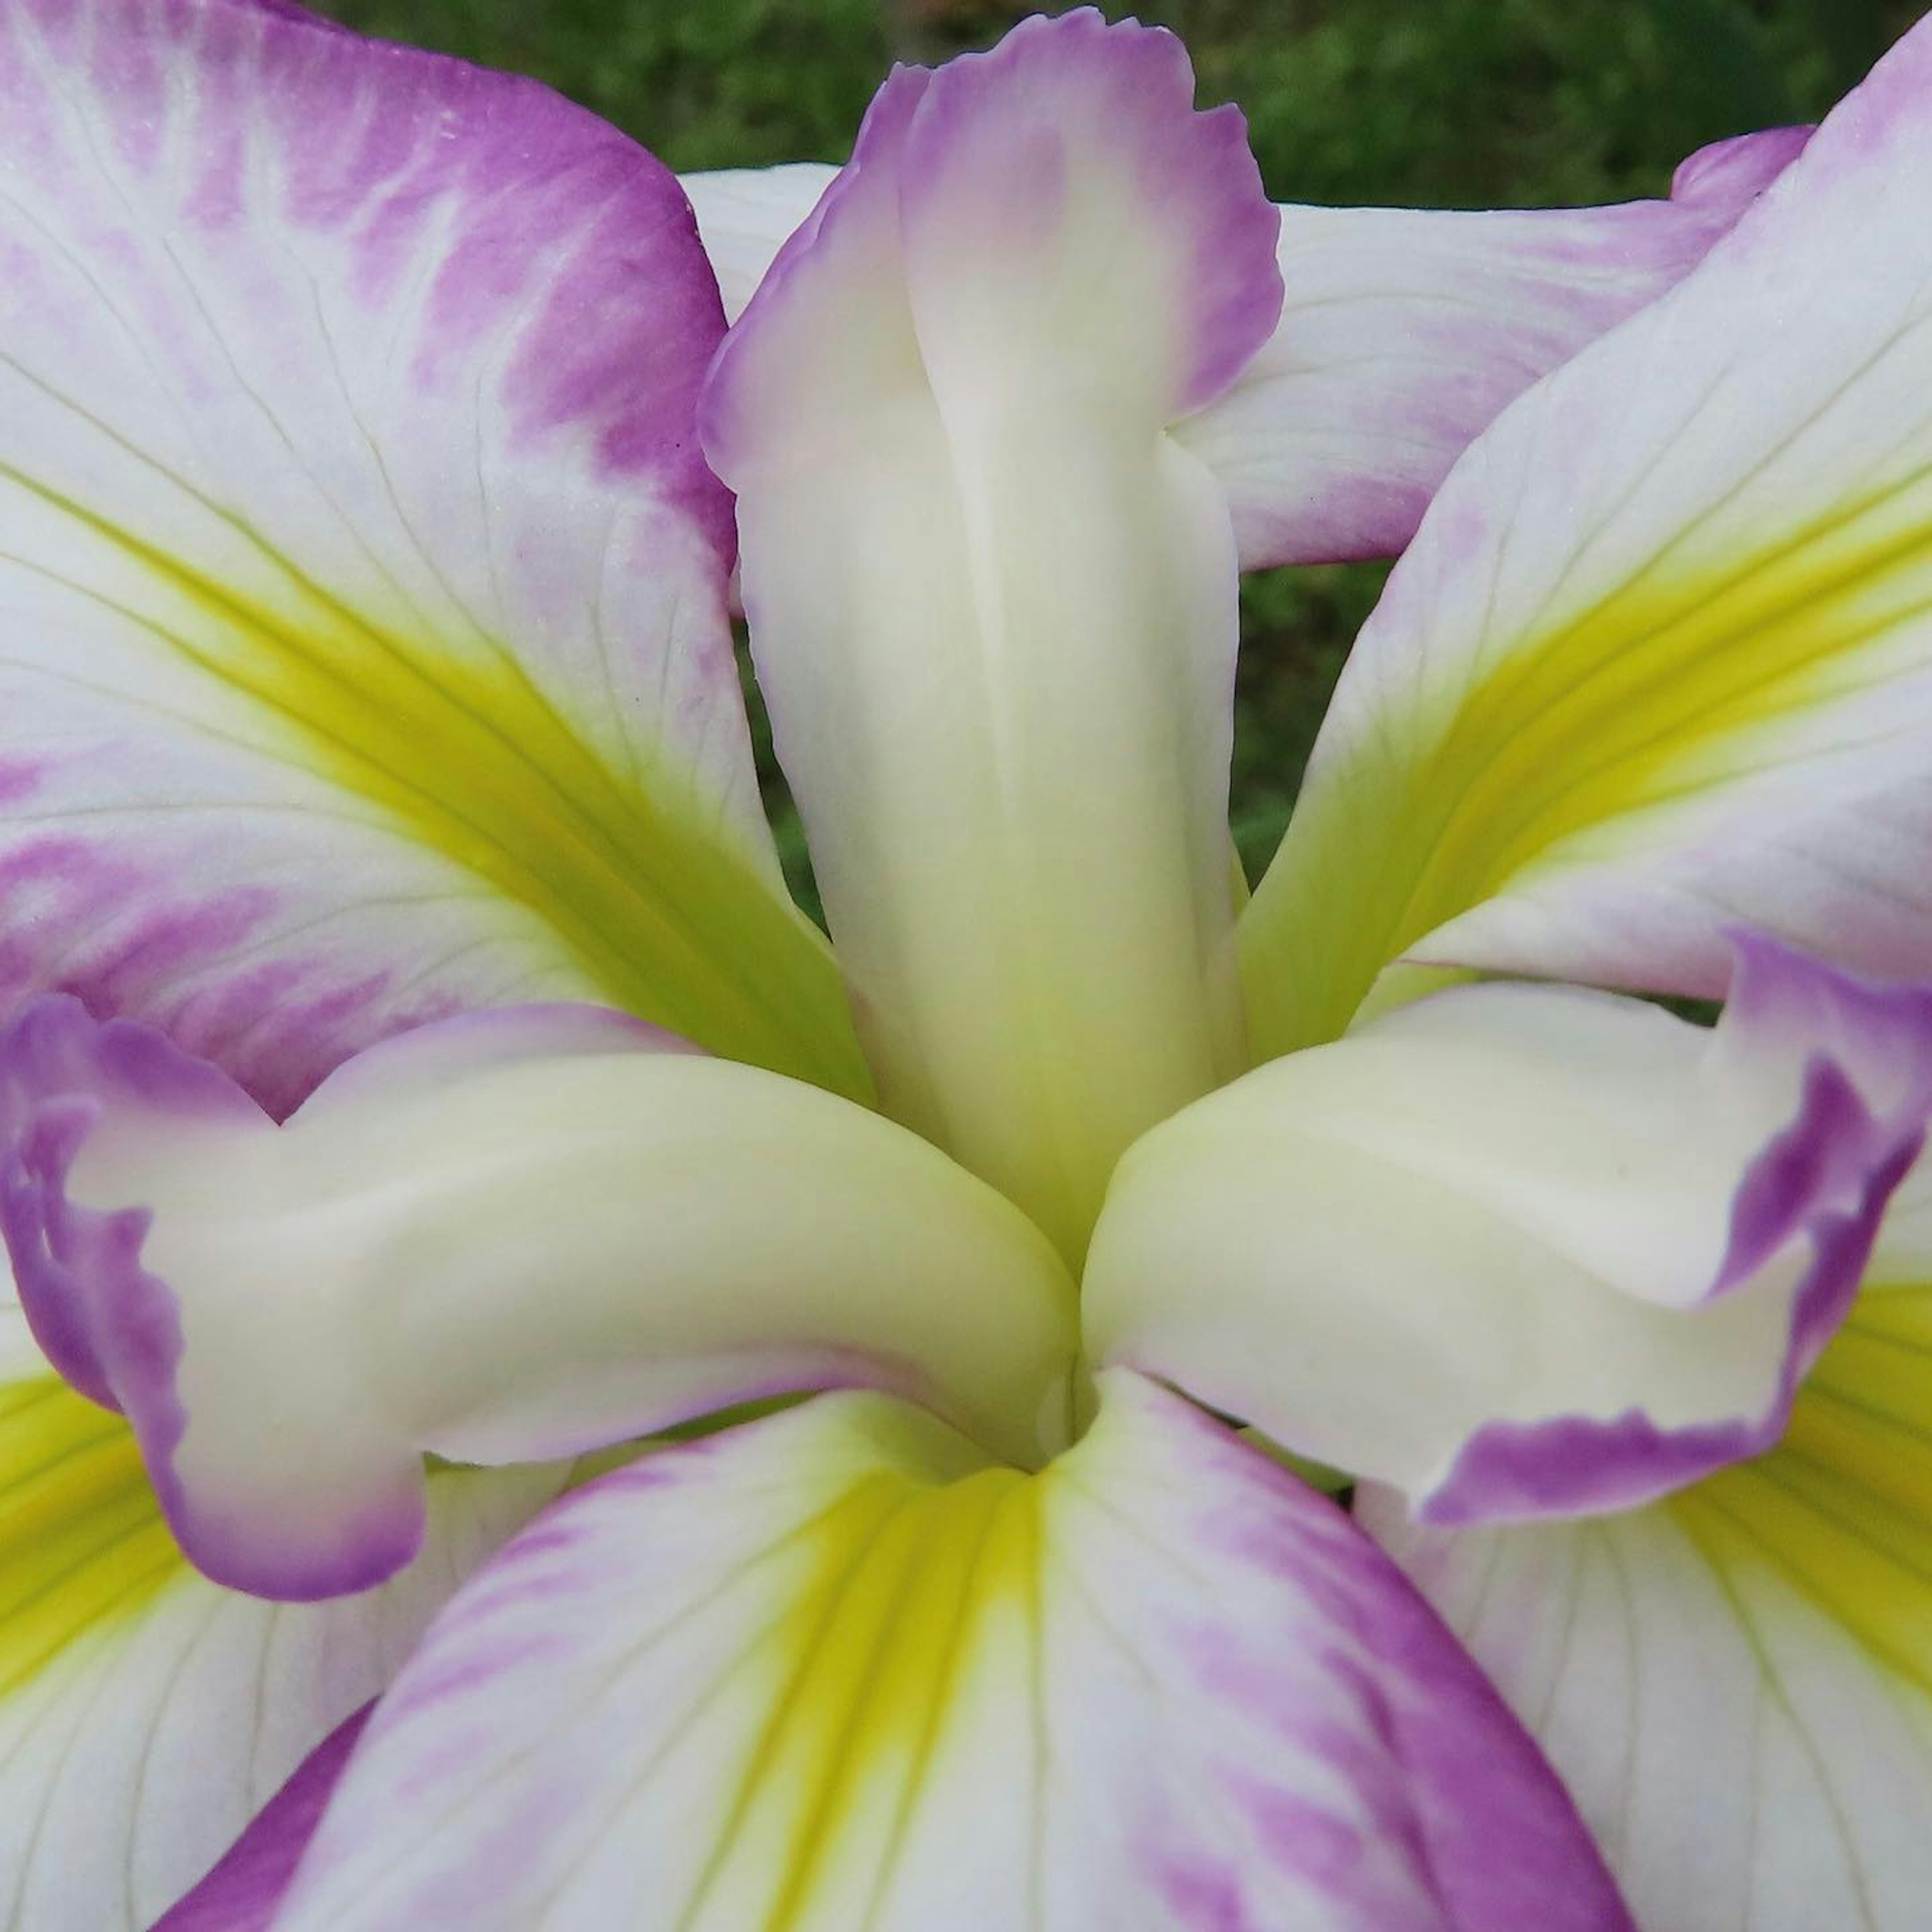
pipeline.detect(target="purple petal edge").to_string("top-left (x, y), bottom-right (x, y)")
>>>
top-left (894, 6), bottom-right (1282, 416)
top-left (152, 1705), bottom-right (371, 1931)
top-left (703, 8), bottom-right (1281, 467)
top-left (0, 994), bottom-right (427, 1599)
top-left (1422, 936), bottom-right (1932, 1524)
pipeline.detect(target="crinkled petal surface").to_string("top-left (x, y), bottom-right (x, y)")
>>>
top-left (686, 126), bottom-right (1804, 570)
top-left (0, 0), bottom-right (863, 1105)
top-left (704, 9), bottom-right (1280, 1255)
top-left (0, 998), bottom-right (1076, 1599)
top-left (1240, 16), bottom-right (1932, 1057)
top-left (0, 1345), bottom-right (560, 1931)
top-left (1085, 940), bottom-right (1932, 1518)
top-left (257, 1373), bottom-right (1633, 1932)
top-left (1364, 1163), bottom-right (1932, 1931)
top-left (1175, 125), bottom-right (1808, 570)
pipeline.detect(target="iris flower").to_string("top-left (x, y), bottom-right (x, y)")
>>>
top-left (0, 1), bottom-right (1929, 1927)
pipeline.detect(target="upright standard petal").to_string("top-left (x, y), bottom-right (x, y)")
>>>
top-left (687, 128), bottom-right (1805, 568)
top-left (0, 997), bottom-right (1076, 1598)
top-left (1364, 1165), bottom-right (1932, 1932)
top-left (0, 0), bottom-right (863, 1106)
top-left (704, 10), bottom-right (1282, 1255)
top-left (0, 1352), bottom-right (560, 1932)
top-left (1240, 17), bottom-right (1932, 1058)
top-left (1086, 940), bottom-right (1932, 1519)
top-left (257, 1373), bottom-right (1632, 1932)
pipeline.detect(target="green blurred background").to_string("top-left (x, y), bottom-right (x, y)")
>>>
top-left (313, 0), bottom-right (1921, 904)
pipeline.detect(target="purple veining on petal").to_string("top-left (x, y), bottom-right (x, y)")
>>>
top-left (152, 1704), bottom-right (373, 1932)
top-left (1423, 935), bottom-right (1932, 1525)
top-left (49, 0), bottom-right (731, 561)
top-left (278, 1373), bottom-right (1631, 1929)
top-left (1193, 121), bottom-right (1811, 571)
top-left (1134, 1385), bottom-right (1632, 1931)
top-left (0, 0), bottom-right (760, 1124)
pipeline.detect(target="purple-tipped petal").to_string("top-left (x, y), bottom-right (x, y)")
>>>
top-left (685, 123), bottom-right (1805, 569)
top-left (0, 996), bottom-right (1074, 1599)
top-left (260, 1374), bottom-right (1632, 1932)
top-left (0, 0), bottom-right (863, 1107)
top-left (1366, 1165), bottom-right (1932, 1931)
top-left (705, 9), bottom-right (1279, 1252)
top-left (1088, 937), bottom-right (1932, 1523)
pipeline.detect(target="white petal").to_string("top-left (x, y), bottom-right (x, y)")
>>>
top-left (1085, 941), bottom-right (1932, 1519)
top-left (0, 1360), bottom-right (560, 1932)
top-left (681, 164), bottom-right (837, 321)
top-left (0, 0), bottom-right (862, 1102)
top-left (703, 13), bottom-right (1282, 1253)
top-left (1177, 126), bottom-right (1808, 569)
top-left (1366, 1223), bottom-right (1932, 1931)
top-left (1238, 17), bottom-right (1932, 1056)
top-left (261, 1373), bottom-right (1632, 1931)
top-left (2, 998), bottom-right (1076, 1597)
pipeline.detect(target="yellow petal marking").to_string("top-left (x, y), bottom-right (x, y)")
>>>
top-left (679, 1404), bottom-right (1042, 1931)
top-left (1669, 1281), bottom-right (1932, 1701)
top-left (2, 458), bottom-right (869, 1098)
top-left (0, 1378), bottom-right (178, 1699)
top-left (1245, 463), bottom-right (1932, 1055)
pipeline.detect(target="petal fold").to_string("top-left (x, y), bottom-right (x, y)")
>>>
top-left (260, 1373), bottom-right (1632, 1931)
top-left (0, 0), bottom-right (863, 1104)
top-left (704, 10), bottom-right (1280, 1254)
top-left (0, 998), bottom-right (1076, 1599)
top-left (1365, 1163), bottom-right (1932, 1930)
top-left (1239, 17), bottom-right (1932, 1056)
top-left (1085, 939), bottom-right (1932, 1519)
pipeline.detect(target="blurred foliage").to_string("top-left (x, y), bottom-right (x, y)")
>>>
top-left (315, 0), bottom-right (1918, 896)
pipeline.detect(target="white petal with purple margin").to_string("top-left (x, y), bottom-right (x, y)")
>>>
top-left (1085, 938), bottom-right (1932, 1521)
top-left (0, 0), bottom-right (863, 1105)
top-left (1240, 15), bottom-right (1932, 1057)
top-left (684, 128), bottom-right (1804, 569)
top-left (0, 997), bottom-right (1076, 1598)
top-left (704, 9), bottom-right (1280, 1257)
top-left (0, 1369), bottom-right (560, 1932)
top-left (253, 1372), bottom-right (1633, 1931)
top-left (1178, 126), bottom-right (1806, 570)
top-left (1360, 1156), bottom-right (1932, 1932)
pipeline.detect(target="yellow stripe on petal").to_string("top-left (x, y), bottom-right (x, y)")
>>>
top-left (1248, 473), bottom-right (1932, 1053)
top-left (18, 469), bottom-right (867, 1098)
top-left (0, 1378), bottom-right (178, 1699)
top-left (270, 1373), bottom-right (1634, 1931)
top-left (1669, 1282), bottom-right (1932, 1703)
top-left (703, 1445), bottom-right (1043, 1924)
